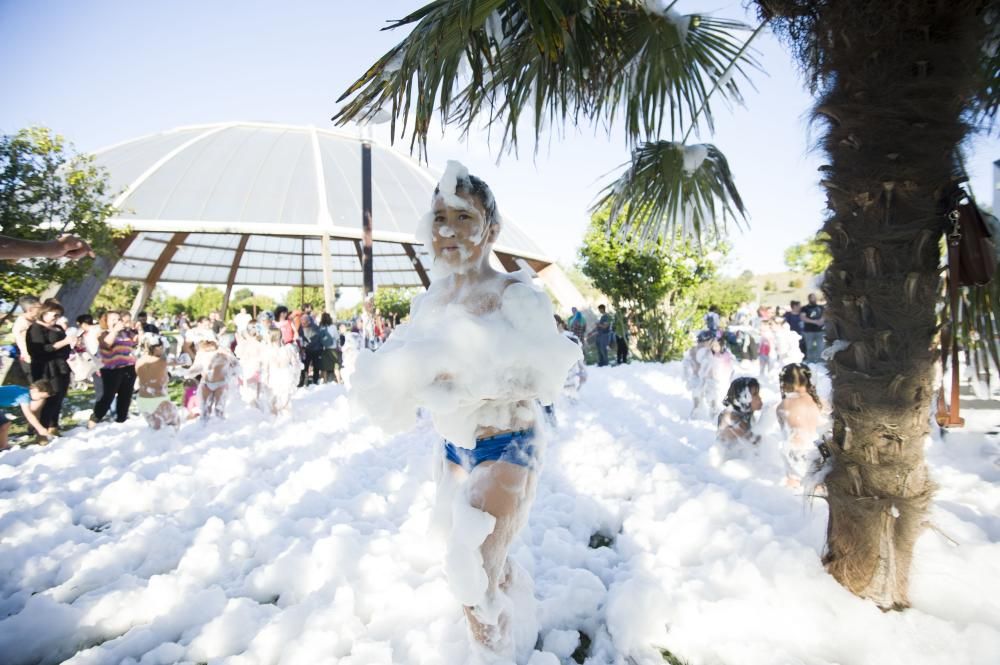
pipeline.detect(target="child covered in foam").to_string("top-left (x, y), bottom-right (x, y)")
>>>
top-left (776, 363), bottom-right (827, 488)
top-left (135, 333), bottom-right (181, 431)
top-left (351, 162), bottom-right (578, 662)
top-left (717, 376), bottom-right (763, 450)
top-left (186, 339), bottom-right (239, 422)
top-left (694, 339), bottom-right (734, 418)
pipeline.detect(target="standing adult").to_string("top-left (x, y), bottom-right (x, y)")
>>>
top-left (783, 300), bottom-right (806, 355)
top-left (800, 293), bottom-right (826, 363)
top-left (26, 299), bottom-right (76, 435)
top-left (567, 306), bottom-right (587, 341)
top-left (704, 305), bottom-right (721, 336)
top-left (89, 310), bottom-right (137, 427)
top-left (299, 315), bottom-right (323, 387)
top-left (318, 311), bottom-right (342, 384)
top-left (137, 311), bottom-right (160, 334)
top-left (75, 314), bottom-right (104, 402)
top-left (614, 307), bottom-right (630, 365)
top-left (209, 311), bottom-right (224, 337)
top-left (594, 304), bottom-right (612, 367)
top-left (12, 296), bottom-right (41, 382)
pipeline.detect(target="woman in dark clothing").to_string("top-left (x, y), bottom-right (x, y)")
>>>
top-left (26, 299), bottom-right (77, 434)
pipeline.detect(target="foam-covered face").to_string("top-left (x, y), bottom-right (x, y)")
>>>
top-left (735, 387), bottom-right (763, 412)
top-left (429, 191), bottom-right (497, 270)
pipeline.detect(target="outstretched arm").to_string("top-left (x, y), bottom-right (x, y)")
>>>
top-left (0, 234), bottom-right (94, 260)
top-left (19, 402), bottom-right (50, 438)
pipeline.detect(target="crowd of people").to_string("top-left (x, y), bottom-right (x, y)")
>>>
top-left (0, 295), bottom-right (372, 447)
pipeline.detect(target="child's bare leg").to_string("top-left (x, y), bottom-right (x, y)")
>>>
top-left (199, 385), bottom-right (213, 421)
top-left (214, 386), bottom-right (227, 418)
top-left (0, 421), bottom-right (10, 450)
top-left (462, 460), bottom-right (536, 651)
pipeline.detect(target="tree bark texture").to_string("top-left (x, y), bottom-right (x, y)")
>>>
top-left (807, 1), bottom-right (988, 608)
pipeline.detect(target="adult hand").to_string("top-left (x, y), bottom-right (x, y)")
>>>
top-left (50, 234), bottom-right (95, 259)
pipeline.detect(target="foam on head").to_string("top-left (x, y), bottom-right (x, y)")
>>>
top-left (417, 160), bottom-right (502, 279)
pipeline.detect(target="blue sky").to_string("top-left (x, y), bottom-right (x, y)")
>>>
top-left (1, 0), bottom-right (997, 282)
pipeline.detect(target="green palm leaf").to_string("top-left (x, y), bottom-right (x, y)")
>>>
top-left (592, 140), bottom-right (747, 246)
top-left (972, 26), bottom-right (1000, 131)
top-left (334, 1), bottom-right (758, 154)
top-left (955, 257), bottom-right (1000, 392)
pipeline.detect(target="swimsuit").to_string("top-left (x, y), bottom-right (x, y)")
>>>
top-left (135, 394), bottom-right (171, 415)
top-left (201, 378), bottom-right (227, 390)
top-left (443, 428), bottom-right (537, 470)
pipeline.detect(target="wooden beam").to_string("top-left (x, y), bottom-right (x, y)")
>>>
top-left (402, 243), bottom-right (430, 288)
top-left (220, 234), bottom-right (250, 317)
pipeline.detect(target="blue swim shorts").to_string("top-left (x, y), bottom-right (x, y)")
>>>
top-left (443, 429), bottom-right (537, 470)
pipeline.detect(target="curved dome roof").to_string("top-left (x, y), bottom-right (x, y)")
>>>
top-left (94, 121), bottom-right (549, 287)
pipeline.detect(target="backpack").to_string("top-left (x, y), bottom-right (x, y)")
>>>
top-left (304, 326), bottom-right (323, 354)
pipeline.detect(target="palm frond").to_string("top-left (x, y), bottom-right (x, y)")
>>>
top-left (957, 264), bottom-right (1000, 393)
top-left (972, 22), bottom-right (1000, 132)
top-left (591, 140), bottom-right (747, 246)
top-left (333, 1), bottom-right (760, 154)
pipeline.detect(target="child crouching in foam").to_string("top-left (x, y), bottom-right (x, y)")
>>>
top-left (186, 339), bottom-right (238, 421)
top-left (717, 376), bottom-right (763, 450)
top-left (135, 333), bottom-right (181, 431)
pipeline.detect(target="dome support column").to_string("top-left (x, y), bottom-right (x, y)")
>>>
top-left (220, 234), bottom-right (249, 318)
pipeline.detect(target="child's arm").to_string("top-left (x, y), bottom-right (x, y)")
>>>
top-left (20, 402), bottom-right (50, 438)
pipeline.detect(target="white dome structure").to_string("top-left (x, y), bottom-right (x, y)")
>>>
top-left (54, 121), bottom-right (576, 317)
top-left (98, 121), bottom-right (549, 287)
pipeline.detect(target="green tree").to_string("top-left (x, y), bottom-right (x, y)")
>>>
top-left (692, 276), bottom-right (753, 321)
top-left (185, 285), bottom-right (224, 320)
top-left (375, 287), bottom-right (418, 323)
top-left (285, 286), bottom-right (327, 312)
top-left (151, 293), bottom-right (187, 317)
top-left (92, 278), bottom-right (139, 314)
top-left (0, 126), bottom-right (121, 311)
top-left (579, 205), bottom-right (720, 360)
top-left (784, 234), bottom-right (832, 275)
top-left (231, 288), bottom-right (254, 303)
top-left (229, 294), bottom-right (276, 319)
top-left (338, 0), bottom-right (1000, 610)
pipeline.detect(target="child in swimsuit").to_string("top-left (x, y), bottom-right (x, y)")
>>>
top-left (717, 376), bottom-right (763, 449)
top-left (187, 339), bottom-right (238, 422)
top-left (777, 363), bottom-right (826, 488)
top-left (697, 339), bottom-right (734, 418)
top-left (135, 333), bottom-right (181, 431)
top-left (351, 162), bottom-right (578, 662)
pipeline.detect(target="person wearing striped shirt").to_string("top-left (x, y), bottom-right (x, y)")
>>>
top-left (88, 310), bottom-right (137, 428)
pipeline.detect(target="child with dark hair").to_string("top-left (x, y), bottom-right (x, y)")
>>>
top-left (355, 161), bottom-right (578, 662)
top-left (0, 380), bottom-right (52, 448)
top-left (717, 376), bottom-right (763, 447)
top-left (777, 363), bottom-right (825, 487)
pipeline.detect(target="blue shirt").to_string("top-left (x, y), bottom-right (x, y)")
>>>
top-left (0, 385), bottom-right (30, 408)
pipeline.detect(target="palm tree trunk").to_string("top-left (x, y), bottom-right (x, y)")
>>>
top-left (808, 1), bottom-right (987, 608)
